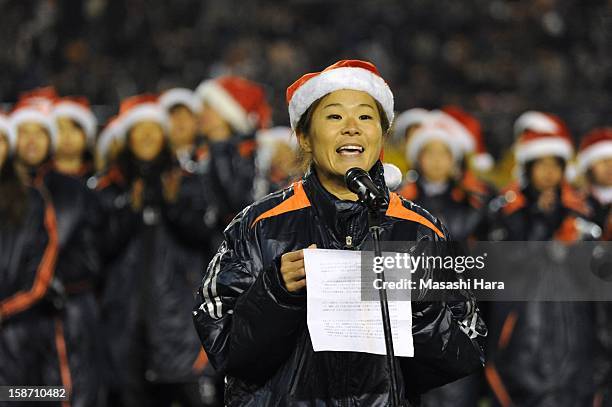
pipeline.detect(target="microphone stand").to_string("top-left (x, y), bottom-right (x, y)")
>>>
top-left (368, 205), bottom-right (402, 407)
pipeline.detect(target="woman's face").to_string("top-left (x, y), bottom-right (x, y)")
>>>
top-left (16, 122), bottom-right (50, 167)
top-left (298, 89), bottom-right (383, 180)
top-left (0, 133), bottom-right (8, 169)
top-left (129, 121), bottom-right (165, 162)
top-left (530, 156), bottom-right (564, 191)
top-left (169, 105), bottom-right (197, 149)
top-left (56, 117), bottom-right (87, 157)
top-left (200, 103), bottom-right (231, 139)
top-left (417, 140), bottom-right (455, 183)
top-left (590, 158), bottom-right (612, 187)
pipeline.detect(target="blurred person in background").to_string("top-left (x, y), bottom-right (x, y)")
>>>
top-left (195, 76), bottom-right (271, 228)
top-left (9, 95), bottom-right (104, 407)
top-left (577, 128), bottom-right (612, 241)
top-left (0, 112), bottom-right (61, 401)
top-left (486, 112), bottom-right (598, 407)
top-left (387, 107), bottom-right (430, 174)
top-left (253, 126), bottom-right (300, 200)
top-left (398, 109), bottom-right (493, 241)
top-left (94, 115), bottom-right (123, 173)
top-left (95, 94), bottom-right (216, 407)
top-left (52, 97), bottom-right (98, 183)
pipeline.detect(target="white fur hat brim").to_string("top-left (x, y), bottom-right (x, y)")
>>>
top-left (10, 108), bottom-right (58, 150)
top-left (515, 137), bottom-right (573, 164)
top-left (0, 116), bottom-right (13, 153)
top-left (52, 102), bottom-right (98, 146)
top-left (118, 103), bottom-right (169, 138)
top-left (392, 108), bottom-right (430, 143)
top-left (196, 80), bottom-right (254, 135)
top-left (407, 126), bottom-right (463, 163)
top-left (577, 141), bottom-right (612, 173)
top-left (288, 66), bottom-right (394, 130)
top-left (160, 88), bottom-right (202, 115)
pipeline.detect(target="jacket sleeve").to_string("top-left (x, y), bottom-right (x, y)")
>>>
top-left (193, 208), bottom-right (306, 383)
top-left (401, 222), bottom-right (487, 395)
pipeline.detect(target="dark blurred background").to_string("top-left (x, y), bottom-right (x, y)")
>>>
top-left (1, 0), bottom-right (611, 157)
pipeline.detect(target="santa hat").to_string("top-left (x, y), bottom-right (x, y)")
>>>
top-left (52, 97), bottom-right (98, 147)
top-left (118, 94), bottom-right (169, 138)
top-left (97, 115), bottom-right (123, 159)
top-left (159, 88), bottom-right (201, 115)
top-left (577, 128), bottom-right (612, 174)
top-left (392, 108), bottom-right (430, 143)
top-left (442, 105), bottom-right (494, 171)
top-left (406, 110), bottom-right (466, 164)
top-left (514, 129), bottom-right (574, 164)
top-left (0, 114), bottom-right (13, 153)
top-left (514, 111), bottom-right (570, 139)
top-left (18, 86), bottom-right (59, 106)
top-left (10, 101), bottom-right (57, 150)
top-left (196, 76), bottom-right (271, 134)
top-left (286, 60), bottom-right (394, 131)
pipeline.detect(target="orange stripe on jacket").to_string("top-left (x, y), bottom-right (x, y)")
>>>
top-left (0, 198), bottom-right (59, 319)
top-left (192, 348), bottom-right (209, 373)
top-left (485, 363), bottom-right (513, 407)
top-left (251, 181), bottom-right (311, 228)
top-left (385, 193), bottom-right (445, 239)
top-left (498, 311), bottom-right (517, 350)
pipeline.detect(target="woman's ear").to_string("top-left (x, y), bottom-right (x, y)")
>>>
top-left (296, 129), bottom-right (312, 153)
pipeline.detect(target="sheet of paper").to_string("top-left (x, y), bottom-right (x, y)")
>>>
top-left (304, 249), bottom-right (413, 357)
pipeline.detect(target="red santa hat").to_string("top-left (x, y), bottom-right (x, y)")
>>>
top-left (10, 100), bottom-right (57, 150)
top-left (286, 60), bottom-right (394, 131)
top-left (442, 105), bottom-right (494, 171)
top-left (577, 128), bottom-right (612, 174)
top-left (514, 110), bottom-right (569, 139)
top-left (0, 114), bottom-right (13, 153)
top-left (18, 86), bottom-right (59, 106)
top-left (97, 115), bottom-right (123, 159)
top-left (406, 111), bottom-right (465, 164)
top-left (159, 88), bottom-right (201, 115)
top-left (196, 76), bottom-right (271, 134)
top-left (392, 108), bottom-right (430, 143)
top-left (514, 129), bottom-right (574, 164)
top-left (118, 94), bottom-right (169, 138)
top-left (52, 97), bottom-right (98, 147)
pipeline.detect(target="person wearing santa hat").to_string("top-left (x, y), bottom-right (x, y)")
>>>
top-left (486, 117), bottom-right (598, 407)
top-left (195, 76), bottom-right (271, 228)
top-left (0, 114), bottom-right (11, 169)
top-left (52, 96), bottom-right (98, 183)
top-left (397, 110), bottom-right (492, 241)
top-left (194, 59), bottom-right (486, 407)
top-left (9, 93), bottom-right (105, 406)
top-left (577, 128), bottom-right (612, 241)
top-left (95, 94), bottom-right (216, 407)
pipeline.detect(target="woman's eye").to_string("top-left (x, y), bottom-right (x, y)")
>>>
top-left (326, 114), bottom-right (342, 120)
top-left (359, 115), bottom-right (373, 120)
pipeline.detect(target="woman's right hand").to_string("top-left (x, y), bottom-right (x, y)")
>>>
top-left (280, 244), bottom-right (316, 293)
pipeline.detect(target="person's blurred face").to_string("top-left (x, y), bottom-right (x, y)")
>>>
top-left (169, 105), bottom-right (197, 149)
top-left (297, 89), bottom-right (383, 180)
top-left (590, 158), bottom-right (612, 187)
top-left (56, 117), bottom-right (87, 158)
top-left (200, 103), bottom-right (231, 138)
top-left (530, 156), bottom-right (564, 191)
top-left (270, 142), bottom-right (299, 180)
top-left (417, 140), bottom-right (455, 183)
top-left (16, 122), bottom-right (50, 167)
top-left (128, 121), bottom-right (165, 162)
top-left (0, 133), bottom-right (8, 169)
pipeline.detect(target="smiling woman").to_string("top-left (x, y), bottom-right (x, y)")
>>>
top-left (193, 59), bottom-right (487, 407)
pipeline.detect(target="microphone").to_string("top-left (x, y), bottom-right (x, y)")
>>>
top-left (345, 167), bottom-right (388, 210)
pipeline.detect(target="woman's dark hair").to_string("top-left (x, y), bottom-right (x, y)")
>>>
top-left (0, 157), bottom-right (28, 226)
top-left (294, 95), bottom-right (391, 170)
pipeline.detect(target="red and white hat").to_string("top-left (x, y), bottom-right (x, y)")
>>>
top-left (442, 105), bottom-right (494, 171)
top-left (286, 60), bottom-right (394, 131)
top-left (10, 100), bottom-right (57, 150)
top-left (118, 94), bottom-right (169, 138)
top-left (392, 108), bottom-right (430, 143)
top-left (0, 114), bottom-right (13, 152)
top-left (406, 111), bottom-right (465, 163)
top-left (514, 110), bottom-right (568, 139)
top-left (159, 88), bottom-right (201, 115)
top-left (97, 115), bottom-right (123, 159)
top-left (52, 97), bottom-right (98, 146)
top-left (577, 128), bottom-right (612, 173)
top-left (196, 76), bottom-right (271, 134)
top-left (514, 129), bottom-right (574, 164)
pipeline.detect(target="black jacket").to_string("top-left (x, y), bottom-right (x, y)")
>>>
top-left (193, 161), bottom-right (486, 406)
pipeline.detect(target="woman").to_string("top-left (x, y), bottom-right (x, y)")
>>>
top-left (487, 119), bottom-right (597, 407)
top-left (193, 60), bottom-right (486, 406)
top-left (96, 94), bottom-right (214, 407)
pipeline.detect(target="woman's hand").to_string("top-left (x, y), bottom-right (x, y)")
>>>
top-left (280, 244), bottom-right (316, 293)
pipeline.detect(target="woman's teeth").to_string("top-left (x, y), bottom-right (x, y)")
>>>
top-left (336, 145), bottom-right (364, 155)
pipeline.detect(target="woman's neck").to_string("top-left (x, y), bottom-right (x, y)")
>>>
top-left (315, 167), bottom-right (358, 201)
top-left (55, 155), bottom-right (83, 174)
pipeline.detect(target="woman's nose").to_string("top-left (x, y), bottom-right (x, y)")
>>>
top-left (342, 116), bottom-right (360, 136)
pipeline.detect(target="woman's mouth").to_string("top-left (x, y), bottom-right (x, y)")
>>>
top-left (336, 145), bottom-right (365, 156)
